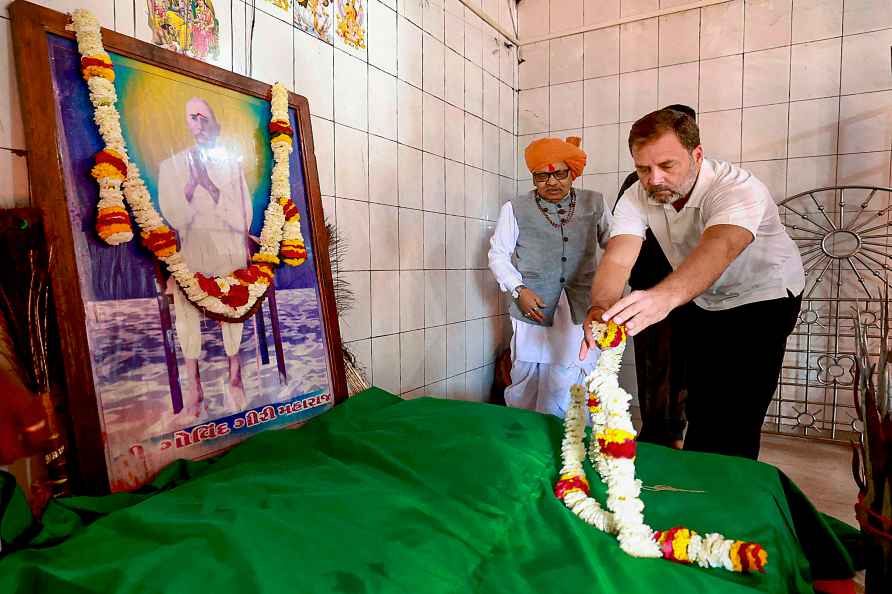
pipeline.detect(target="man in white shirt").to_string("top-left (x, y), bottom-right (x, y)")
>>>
top-left (489, 137), bottom-right (611, 417)
top-left (579, 108), bottom-right (804, 459)
top-left (158, 97), bottom-right (254, 421)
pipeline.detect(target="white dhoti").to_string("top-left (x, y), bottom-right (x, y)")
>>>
top-left (505, 292), bottom-right (600, 418)
top-left (158, 148), bottom-right (253, 360)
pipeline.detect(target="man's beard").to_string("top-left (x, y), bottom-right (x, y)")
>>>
top-left (646, 158), bottom-right (699, 203)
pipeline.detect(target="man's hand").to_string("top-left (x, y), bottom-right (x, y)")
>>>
top-left (579, 306), bottom-right (606, 360)
top-left (603, 287), bottom-right (675, 336)
top-left (516, 287), bottom-right (546, 323)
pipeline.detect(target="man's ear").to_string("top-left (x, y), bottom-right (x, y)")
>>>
top-left (692, 145), bottom-right (704, 165)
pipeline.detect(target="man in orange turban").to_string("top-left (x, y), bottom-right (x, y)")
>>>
top-left (487, 137), bottom-right (611, 417)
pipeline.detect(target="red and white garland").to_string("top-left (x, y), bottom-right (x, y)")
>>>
top-left (555, 321), bottom-right (769, 573)
top-left (67, 10), bottom-right (307, 321)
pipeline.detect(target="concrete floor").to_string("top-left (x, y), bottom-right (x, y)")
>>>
top-left (758, 433), bottom-right (859, 527)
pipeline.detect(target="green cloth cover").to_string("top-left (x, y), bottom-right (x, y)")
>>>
top-left (0, 388), bottom-right (853, 593)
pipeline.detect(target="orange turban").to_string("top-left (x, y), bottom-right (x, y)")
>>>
top-left (524, 136), bottom-right (587, 179)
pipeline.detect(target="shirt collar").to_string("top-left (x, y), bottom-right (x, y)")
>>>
top-left (643, 158), bottom-right (715, 209)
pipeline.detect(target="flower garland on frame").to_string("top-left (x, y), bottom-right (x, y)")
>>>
top-left (555, 320), bottom-right (769, 574)
top-left (67, 10), bottom-right (307, 321)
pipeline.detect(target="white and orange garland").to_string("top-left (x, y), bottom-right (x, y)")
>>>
top-left (555, 321), bottom-right (769, 573)
top-left (67, 10), bottom-right (307, 321)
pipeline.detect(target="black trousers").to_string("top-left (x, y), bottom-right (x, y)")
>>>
top-left (681, 291), bottom-right (802, 460)
top-left (633, 305), bottom-right (690, 445)
top-left (630, 229), bottom-right (688, 446)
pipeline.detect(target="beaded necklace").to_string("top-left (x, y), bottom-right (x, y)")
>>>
top-left (534, 189), bottom-right (577, 228)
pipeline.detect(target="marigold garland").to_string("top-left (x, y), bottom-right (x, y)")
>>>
top-left (67, 9), bottom-right (308, 320)
top-left (555, 320), bottom-right (768, 574)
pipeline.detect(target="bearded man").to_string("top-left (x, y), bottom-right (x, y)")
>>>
top-left (579, 108), bottom-right (804, 459)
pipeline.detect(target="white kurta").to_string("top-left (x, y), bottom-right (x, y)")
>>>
top-left (488, 201), bottom-right (609, 416)
top-left (158, 147), bottom-right (253, 359)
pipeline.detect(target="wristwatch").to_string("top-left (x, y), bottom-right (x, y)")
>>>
top-left (511, 285), bottom-right (526, 300)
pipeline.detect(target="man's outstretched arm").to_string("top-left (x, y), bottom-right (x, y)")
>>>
top-left (579, 234), bottom-right (642, 359)
top-left (602, 224), bottom-right (753, 335)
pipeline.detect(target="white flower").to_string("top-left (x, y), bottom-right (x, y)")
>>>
top-left (73, 10), bottom-right (297, 323)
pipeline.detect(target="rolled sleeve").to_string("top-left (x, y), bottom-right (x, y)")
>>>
top-left (609, 185), bottom-right (648, 239)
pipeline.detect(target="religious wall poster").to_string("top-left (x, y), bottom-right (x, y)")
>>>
top-left (145, 0), bottom-right (221, 62)
top-left (295, 0), bottom-right (333, 44)
top-left (335, 0), bottom-right (365, 49)
top-left (9, 1), bottom-right (346, 494)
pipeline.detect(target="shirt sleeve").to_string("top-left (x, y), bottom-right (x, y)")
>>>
top-left (702, 176), bottom-right (767, 237)
top-left (596, 197), bottom-right (613, 249)
top-left (608, 185), bottom-right (648, 239)
top-left (488, 202), bottom-right (523, 293)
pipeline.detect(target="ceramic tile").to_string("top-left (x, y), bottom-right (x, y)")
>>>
top-left (841, 29), bottom-right (892, 95)
top-left (339, 271), bottom-right (371, 340)
top-left (400, 330), bottom-right (426, 392)
top-left (398, 144), bottom-right (423, 208)
top-left (294, 29), bottom-right (334, 120)
top-left (369, 202), bottom-right (400, 269)
top-left (743, 46), bottom-right (791, 107)
top-left (425, 324), bottom-right (448, 383)
top-left (423, 34), bottom-right (446, 99)
top-left (620, 18), bottom-right (659, 73)
top-left (398, 207), bottom-right (423, 269)
top-left (368, 67), bottom-right (398, 139)
top-left (423, 93), bottom-right (446, 156)
top-left (700, 0), bottom-right (744, 59)
top-left (790, 38), bottom-right (842, 101)
top-left (792, 0), bottom-right (843, 43)
top-left (745, 0), bottom-right (793, 52)
top-left (839, 91), bottom-right (892, 154)
top-left (371, 270), bottom-right (400, 335)
top-left (699, 54), bottom-right (743, 112)
top-left (372, 333), bottom-right (400, 393)
top-left (550, 81), bottom-right (584, 132)
top-left (742, 104), bottom-right (789, 161)
top-left (584, 26), bottom-right (620, 79)
top-left (787, 97), bottom-right (840, 158)
top-left (334, 125), bottom-right (369, 200)
top-left (584, 75), bottom-right (620, 127)
top-left (659, 9), bottom-right (700, 67)
top-left (400, 271), bottom-right (426, 331)
top-left (368, 135), bottom-right (399, 204)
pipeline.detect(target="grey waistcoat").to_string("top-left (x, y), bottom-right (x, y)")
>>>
top-left (509, 188), bottom-right (604, 327)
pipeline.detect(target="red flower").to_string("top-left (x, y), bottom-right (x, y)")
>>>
top-left (268, 119), bottom-right (293, 136)
top-left (233, 267), bottom-right (259, 284)
top-left (598, 438), bottom-right (637, 459)
top-left (195, 273), bottom-right (223, 298)
top-left (221, 284), bottom-right (250, 308)
top-left (94, 149), bottom-right (127, 176)
top-left (554, 475), bottom-right (590, 499)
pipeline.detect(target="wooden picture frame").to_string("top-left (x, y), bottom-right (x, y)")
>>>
top-left (9, 0), bottom-right (347, 494)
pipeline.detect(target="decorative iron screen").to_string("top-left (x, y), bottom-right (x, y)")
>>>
top-left (769, 185), bottom-right (892, 442)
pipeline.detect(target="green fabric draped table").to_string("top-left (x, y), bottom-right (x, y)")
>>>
top-left (0, 388), bottom-right (853, 593)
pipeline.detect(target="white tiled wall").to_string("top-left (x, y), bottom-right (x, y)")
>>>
top-left (0, 0), bottom-right (518, 402)
top-left (518, 0), bottom-right (892, 395)
top-left (519, 0), bottom-right (892, 204)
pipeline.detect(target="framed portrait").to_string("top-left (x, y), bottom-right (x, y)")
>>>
top-left (10, 1), bottom-right (347, 494)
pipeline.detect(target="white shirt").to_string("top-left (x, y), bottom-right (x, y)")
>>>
top-left (611, 158), bottom-right (805, 311)
top-left (158, 148), bottom-right (253, 276)
top-left (489, 201), bottom-right (609, 366)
